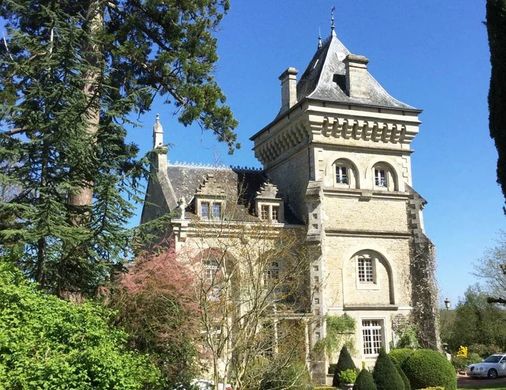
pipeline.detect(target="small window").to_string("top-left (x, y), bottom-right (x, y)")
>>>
top-left (335, 165), bottom-right (349, 184)
top-left (203, 259), bottom-right (219, 282)
top-left (260, 205), bottom-right (269, 220)
top-left (358, 256), bottom-right (375, 283)
top-left (201, 202), bottom-right (210, 219)
top-left (272, 206), bottom-right (280, 222)
top-left (362, 319), bottom-right (384, 355)
top-left (212, 203), bottom-right (222, 219)
top-left (374, 168), bottom-right (387, 187)
top-left (266, 261), bottom-right (279, 281)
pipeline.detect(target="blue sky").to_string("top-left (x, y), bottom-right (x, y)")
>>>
top-left (133, 1), bottom-right (503, 307)
top-left (2, 2), bottom-right (504, 306)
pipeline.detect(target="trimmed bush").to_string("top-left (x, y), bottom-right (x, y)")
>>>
top-left (354, 368), bottom-right (377, 390)
top-left (394, 361), bottom-right (411, 390)
top-left (401, 349), bottom-right (456, 390)
top-left (373, 349), bottom-right (404, 390)
top-left (389, 348), bottom-right (416, 366)
top-left (332, 345), bottom-right (356, 387)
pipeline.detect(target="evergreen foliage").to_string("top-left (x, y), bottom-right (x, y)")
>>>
top-left (332, 345), bottom-right (356, 387)
top-left (372, 348), bottom-right (404, 390)
top-left (0, 261), bottom-right (160, 388)
top-left (389, 348), bottom-right (416, 366)
top-left (486, 0), bottom-right (506, 209)
top-left (394, 361), bottom-right (411, 390)
top-left (354, 369), bottom-right (377, 390)
top-left (0, 0), bottom-right (237, 295)
top-left (401, 349), bottom-right (456, 390)
top-left (259, 359), bottom-right (312, 390)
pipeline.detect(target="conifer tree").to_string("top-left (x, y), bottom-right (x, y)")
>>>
top-left (0, 0), bottom-right (237, 295)
top-left (332, 345), bottom-right (356, 387)
top-left (372, 349), bottom-right (404, 390)
top-left (354, 368), bottom-right (377, 390)
top-left (486, 0), bottom-right (506, 210)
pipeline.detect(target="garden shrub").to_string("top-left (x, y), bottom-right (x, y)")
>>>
top-left (401, 349), bottom-right (456, 390)
top-left (338, 368), bottom-right (358, 385)
top-left (0, 262), bottom-right (161, 389)
top-left (332, 345), bottom-right (356, 387)
top-left (389, 348), bottom-right (416, 366)
top-left (259, 359), bottom-right (312, 390)
top-left (354, 368), bottom-right (376, 390)
top-left (373, 349), bottom-right (404, 390)
top-left (393, 361), bottom-right (411, 390)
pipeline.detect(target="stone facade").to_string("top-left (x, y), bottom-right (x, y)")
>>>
top-left (141, 28), bottom-right (438, 384)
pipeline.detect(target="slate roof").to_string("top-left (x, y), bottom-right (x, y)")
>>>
top-left (166, 163), bottom-right (302, 224)
top-left (297, 31), bottom-right (415, 110)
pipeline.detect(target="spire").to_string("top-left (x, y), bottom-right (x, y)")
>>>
top-left (153, 113), bottom-right (164, 148)
top-left (331, 6), bottom-right (336, 36)
top-left (318, 28), bottom-right (322, 49)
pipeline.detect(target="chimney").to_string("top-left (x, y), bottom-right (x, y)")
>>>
top-left (279, 67), bottom-right (298, 113)
top-left (344, 54), bottom-right (369, 99)
top-left (152, 114), bottom-right (167, 171)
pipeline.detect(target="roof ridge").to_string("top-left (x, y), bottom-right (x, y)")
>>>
top-left (169, 161), bottom-right (263, 172)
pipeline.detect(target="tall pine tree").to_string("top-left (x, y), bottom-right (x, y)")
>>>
top-left (486, 0), bottom-right (506, 210)
top-left (0, 0), bottom-right (237, 296)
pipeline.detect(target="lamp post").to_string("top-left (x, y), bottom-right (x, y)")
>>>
top-left (444, 297), bottom-right (451, 310)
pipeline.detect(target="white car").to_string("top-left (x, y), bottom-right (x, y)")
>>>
top-left (467, 353), bottom-right (506, 379)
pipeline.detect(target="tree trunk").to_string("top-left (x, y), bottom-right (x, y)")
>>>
top-left (68, 0), bottom-right (103, 209)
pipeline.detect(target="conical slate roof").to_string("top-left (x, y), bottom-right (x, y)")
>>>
top-left (297, 31), bottom-right (415, 110)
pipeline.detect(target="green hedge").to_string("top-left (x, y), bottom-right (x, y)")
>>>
top-left (354, 368), bottom-right (377, 390)
top-left (389, 348), bottom-right (416, 366)
top-left (401, 349), bottom-right (456, 390)
top-left (373, 349), bottom-right (404, 390)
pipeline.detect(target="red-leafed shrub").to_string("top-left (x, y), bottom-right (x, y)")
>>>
top-left (108, 243), bottom-right (199, 387)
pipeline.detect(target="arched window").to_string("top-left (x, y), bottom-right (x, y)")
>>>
top-left (372, 162), bottom-right (398, 191)
top-left (332, 159), bottom-right (359, 188)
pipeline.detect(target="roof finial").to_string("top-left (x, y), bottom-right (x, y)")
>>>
top-left (318, 27), bottom-right (322, 48)
top-left (331, 5), bottom-right (336, 34)
top-left (153, 113), bottom-right (164, 148)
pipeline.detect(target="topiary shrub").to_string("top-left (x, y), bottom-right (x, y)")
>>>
top-left (354, 368), bottom-right (377, 390)
top-left (332, 345), bottom-right (357, 387)
top-left (389, 348), bottom-right (416, 366)
top-left (393, 361), bottom-right (411, 390)
top-left (373, 349), bottom-right (404, 390)
top-left (401, 349), bottom-right (456, 390)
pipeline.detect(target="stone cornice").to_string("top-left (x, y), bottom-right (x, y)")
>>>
top-left (324, 228), bottom-right (411, 239)
top-left (308, 113), bottom-right (419, 145)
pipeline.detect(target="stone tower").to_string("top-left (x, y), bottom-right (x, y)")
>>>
top-left (250, 29), bottom-right (438, 380)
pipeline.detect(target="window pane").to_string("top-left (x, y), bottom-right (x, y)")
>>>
top-left (375, 168), bottom-right (387, 187)
top-left (201, 202), bottom-right (210, 218)
top-left (272, 206), bottom-right (279, 222)
top-left (260, 205), bottom-right (269, 220)
top-left (336, 165), bottom-right (349, 184)
top-left (362, 320), bottom-right (383, 355)
top-left (212, 203), bottom-right (222, 219)
top-left (358, 257), bottom-right (374, 283)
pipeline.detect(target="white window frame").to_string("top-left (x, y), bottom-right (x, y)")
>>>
top-left (361, 319), bottom-right (384, 356)
top-left (374, 168), bottom-right (387, 188)
top-left (355, 253), bottom-right (380, 290)
top-left (257, 202), bottom-right (283, 223)
top-left (198, 199), bottom-right (224, 220)
top-left (335, 165), bottom-right (349, 185)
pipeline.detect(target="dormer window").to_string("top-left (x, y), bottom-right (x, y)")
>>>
top-left (255, 181), bottom-right (284, 223)
top-left (197, 199), bottom-right (223, 220)
top-left (258, 203), bottom-right (282, 223)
